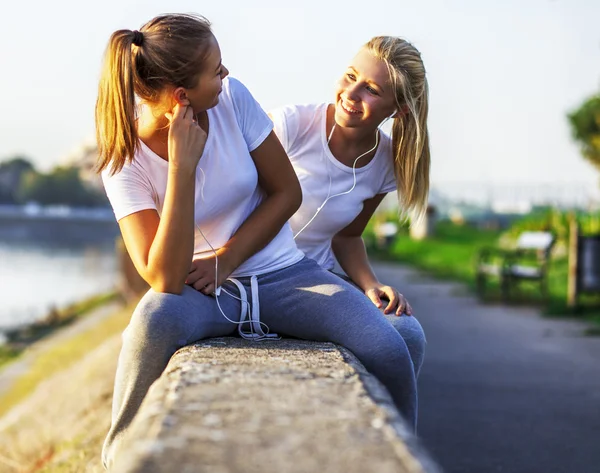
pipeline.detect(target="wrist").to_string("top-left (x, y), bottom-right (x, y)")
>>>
top-left (357, 277), bottom-right (380, 292)
top-left (215, 247), bottom-right (238, 277)
top-left (168, 160), bottom-right (197, 179)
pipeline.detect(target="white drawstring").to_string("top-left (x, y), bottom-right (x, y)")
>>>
top-left (195, 224), bottom-right (278, 342)
top-left (227, 277), bottom-right (279, 341)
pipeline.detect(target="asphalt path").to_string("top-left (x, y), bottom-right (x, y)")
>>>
top-left (373, 262), bottom-right (600, 473)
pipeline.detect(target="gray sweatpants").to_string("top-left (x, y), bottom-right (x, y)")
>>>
top-left (102, 257), bottom-right (423, 469)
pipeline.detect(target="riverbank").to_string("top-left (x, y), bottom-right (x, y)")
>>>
top-left (0, 292), bottom-right (119, 369)
top-left (0, 304), bottom-right (130, 472)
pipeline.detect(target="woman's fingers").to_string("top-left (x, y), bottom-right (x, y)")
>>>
top-left (183, 104), bottom-right (194, 122)
top-left (395, 295), bottom-right (413, 316)
top-left (380, 286), bottom-right (400, 314)
top-left (366, 288), bottom-right (383, 309)
top-left (367, 284), bottom-right (413, 316)
top-left (166, 102), bottom-right (185, 124)
top-left (185, 272), bottom-right (198, 286)
top-left (201, 283), bottom-right (215, 296)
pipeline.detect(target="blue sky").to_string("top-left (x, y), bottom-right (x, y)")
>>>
top-left (1, 0), bottom-right (599, 187)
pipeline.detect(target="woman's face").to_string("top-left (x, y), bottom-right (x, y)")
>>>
top-left (184, 35), bottom-right (229, 113)
top-left (334, 48), bottom-right (397, 130)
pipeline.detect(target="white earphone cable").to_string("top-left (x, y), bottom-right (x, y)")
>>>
top-left (293, 114), bottom-right (392, 240)
top-left (194, 223), bottom-right (276, 340)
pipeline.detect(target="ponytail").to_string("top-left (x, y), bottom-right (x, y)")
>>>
top-left (95, 30), bottom-right (139, 175)
top-left (365, 36), bottom-right (431, 221)
top-left (391, 81), bottom-right (430, 221)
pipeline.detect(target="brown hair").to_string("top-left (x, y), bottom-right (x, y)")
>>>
top-left (95, 14), bottom-right (213, 175)
top-left (365, 36), bottom-right (430, 220)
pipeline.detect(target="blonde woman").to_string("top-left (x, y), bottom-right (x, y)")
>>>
top-left (270, 36), bottom-right (430, 378)
top-left (96, 16), bottom-right (419, 468)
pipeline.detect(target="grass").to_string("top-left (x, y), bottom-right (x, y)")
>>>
top-left (0, 291), bottom-right (120, 369)
top-left (0, 345), bottom-right (19, 367)
top-left (0, 302), bottom-right (131, 419)
top-left (372, 220), bottom-right (501, 286)
top-left (370, 220), bottom-right (600, 329)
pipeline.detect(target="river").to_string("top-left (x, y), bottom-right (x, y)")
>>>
top-left (0, 209), bottom-right (120, 333)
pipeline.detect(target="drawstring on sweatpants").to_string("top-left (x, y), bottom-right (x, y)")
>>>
top-left (226, 276), bottom-right (279, 341)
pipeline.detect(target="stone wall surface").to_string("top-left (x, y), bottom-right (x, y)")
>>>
top-left (115, 338), bottom-right (441, 473)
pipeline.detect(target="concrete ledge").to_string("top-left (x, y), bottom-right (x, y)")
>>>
top-left (114, 338), bottom-right (441, 473)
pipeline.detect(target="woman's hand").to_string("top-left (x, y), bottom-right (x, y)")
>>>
top-left (165, 104), bottom-right (207, 173)
top-left (364, 283), bottom-right (413, 316)
top-left (185, 253), bottom-right (234, 295)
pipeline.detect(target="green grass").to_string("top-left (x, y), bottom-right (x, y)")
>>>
top-left (0, 345), bottom-right (19, 366)
top-left (375, 220), bottom-right (501, 286)
top-left (370, 220), bottom-right (600, 330)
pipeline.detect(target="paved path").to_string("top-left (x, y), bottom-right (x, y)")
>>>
top-left (373, 262), bottom-right (600, 473)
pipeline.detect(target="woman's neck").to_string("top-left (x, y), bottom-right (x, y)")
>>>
top-left (326, 104), bottom-right (380, 167)
top-left (137, 106), bottom-right (208, 161)
top-left (137, 106), bottom-right (170, 160)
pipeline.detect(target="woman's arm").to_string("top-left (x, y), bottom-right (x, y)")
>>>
top-left (186, 131), bottom-right (302, 295)
top-left (117, 104), bottom-right (207, 295)
top-left (332, 193), bottom-right (412, 316)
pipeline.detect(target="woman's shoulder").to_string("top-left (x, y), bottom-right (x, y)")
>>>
top-left (274, 102), bottom-right (326, 120)
top-left (271, 102), bottom-right (327, 135)
top-left (220, 76), bottom-right (259, 106)
top-left (101, 142), bottom-right (164, 184)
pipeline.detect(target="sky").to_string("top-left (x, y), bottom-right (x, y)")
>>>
top-left (1, 0), bottom-right (599, 191)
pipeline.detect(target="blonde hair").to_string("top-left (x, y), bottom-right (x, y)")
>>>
top-left (365, 36), bottom-right (430, 220)
top-left (95, 14), bottom-right (213, 175)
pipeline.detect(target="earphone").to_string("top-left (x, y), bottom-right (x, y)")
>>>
top-left (293, 111), bottom-right (396, 240)
top-left (193, 167), bottom-right (277, 341)
top-left (191, 110), bottom-right (396, 338)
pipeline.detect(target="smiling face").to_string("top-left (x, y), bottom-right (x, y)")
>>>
top-left (334, 48), bottom-right (398, 130)
top-left (184, 35), bottom-right (229, 113)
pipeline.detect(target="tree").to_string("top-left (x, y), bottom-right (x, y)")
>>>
top-left (17, 165), bottom-right (107, 207)
top-left (0, 156), bottom-right (36, 204)
top-left (568, 95), bottom-right (600, 171)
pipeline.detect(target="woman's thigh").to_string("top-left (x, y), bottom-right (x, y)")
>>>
top-left (256, 259), bottom-right (404, 349)
top-left (126, 284), bottom-right (243, 348)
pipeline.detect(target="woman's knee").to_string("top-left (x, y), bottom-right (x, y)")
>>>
top-left (340, 317), bottom-right (412, 367)
top-left (126, 288), bottom-right (195, 349)
top-left (387, 314), bottom-right (426, 376)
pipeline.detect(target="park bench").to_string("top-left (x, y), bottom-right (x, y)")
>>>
top-left (476, 231), bottom-right (555, 302)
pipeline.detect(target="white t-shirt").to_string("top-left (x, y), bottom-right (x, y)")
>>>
top-left (102, 77), bottom-right (304, 277)
top-left (270, 103), bottom-right (397, 270)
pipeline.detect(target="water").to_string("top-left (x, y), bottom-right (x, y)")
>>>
top-left (0, 213), bottom-right (120, 332)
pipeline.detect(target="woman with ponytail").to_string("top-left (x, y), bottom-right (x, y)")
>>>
top-left (270, 36), bottom-right (431, 380)
top-left (96, 16), bottom-right (420, 469)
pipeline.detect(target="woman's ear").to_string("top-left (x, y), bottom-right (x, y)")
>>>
top-left (173, 87), bottom-right (191, 106)
top-left (398, 104), bottom-right (410, 116)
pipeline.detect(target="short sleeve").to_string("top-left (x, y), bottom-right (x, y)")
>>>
top-left (269, 105), bottom-right (302, 154)
top-left (380, 173), bottom-right (397, 194)
top-left (102, 165), bottom-right (157, 221)
top-left (228, 78), bottom-right (274, 152)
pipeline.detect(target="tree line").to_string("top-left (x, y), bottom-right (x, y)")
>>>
top-left (569, 95), bottom-right (600, 173)
top-left (0, 156), bottom-right (108, 207)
